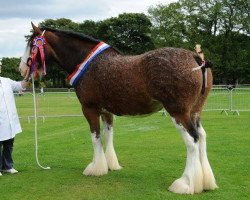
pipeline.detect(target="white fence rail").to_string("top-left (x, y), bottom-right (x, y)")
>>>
top-left (15, 87), bottom-right (250, 120)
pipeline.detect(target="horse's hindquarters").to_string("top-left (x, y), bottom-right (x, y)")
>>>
top-left (143, 52), bottom-right (203, 114)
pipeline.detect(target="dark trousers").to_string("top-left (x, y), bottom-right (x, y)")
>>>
top-left (0, 138), bottom-right (14, 170)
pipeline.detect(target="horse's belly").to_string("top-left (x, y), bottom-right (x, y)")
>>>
top-left (102, 98), bottom-right (163, 116)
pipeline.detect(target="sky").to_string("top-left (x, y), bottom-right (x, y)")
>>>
top-left (0, 0), bottom-right (176, 58)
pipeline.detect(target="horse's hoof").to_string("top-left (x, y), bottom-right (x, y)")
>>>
top-left (105, 148), bottom-right (122, 171)
top-left (83, 162), bottom-right (108, 176)
top-left (105, 154), bottom-right (122, 170)
top-left (168, 178), bottom-right (191, 194)
top-left (109, 164), bottom-right (122, 171)
top-left (203, 168), bottom-right (218, 190)
top-left (203, 178), bottom-right (218, 191)
top-left (168, 176), bottom-right (203, 194)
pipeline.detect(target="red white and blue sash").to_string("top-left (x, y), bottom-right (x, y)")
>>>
top-left (67, 42), bottom-right (110, 87)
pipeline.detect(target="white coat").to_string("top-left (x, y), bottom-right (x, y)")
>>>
top-left (0, 77), bottom-right (24, 141)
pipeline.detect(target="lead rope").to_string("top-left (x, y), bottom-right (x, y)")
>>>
top-left (32, 74), bottom-right (50, 170)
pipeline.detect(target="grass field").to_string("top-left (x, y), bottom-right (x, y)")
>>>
top-left (0, 93), bottom-right (250, 199)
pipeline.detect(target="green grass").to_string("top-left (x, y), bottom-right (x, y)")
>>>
top-left (15, 92), bottom-right (82, 116)
top-left (0, 110), bottom-right (250, 199)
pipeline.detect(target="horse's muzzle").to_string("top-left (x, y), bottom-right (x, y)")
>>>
top-left (19, 60), bottom-right (29, 77)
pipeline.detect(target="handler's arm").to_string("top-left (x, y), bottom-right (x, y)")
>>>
top-left (21, 68), bottom-right (31, 89)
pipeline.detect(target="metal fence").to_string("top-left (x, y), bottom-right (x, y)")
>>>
top-left (15, 86), bottom-right (250, 121)
top-left (204, 87), bottom-right (230, 112)
top-left (204, 87), bottom-right (250, 114)
top-left (230, 88), bottom-right (250, 114)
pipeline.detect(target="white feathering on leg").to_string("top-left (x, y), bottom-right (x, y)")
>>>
top-left (83, 132), bottom-right (108, 176)
top-left (198, 124), bottom-right (218, 190)
top-left (169, 118), bottom-right (203, 194)
top-left (104, 123), bottom-right (122, 170)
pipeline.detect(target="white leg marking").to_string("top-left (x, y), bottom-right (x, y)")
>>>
top-left (168, 118), bottom-right (203, 194)
top-left (83, 132), bottom-right (108, 176)
top-left (198, 124), bottom-right (218, 190)
top-left (104, 122), bottom-right (122, 170)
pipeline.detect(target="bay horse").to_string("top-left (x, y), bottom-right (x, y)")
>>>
top-left (19, 23), bottom-right (218, 194)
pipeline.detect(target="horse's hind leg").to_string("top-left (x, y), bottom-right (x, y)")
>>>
top-left (82, 107), bottom-right (108, 176)
top-left (191, 91), bottom-right (218, 191)
top-left (168, 113), bottom-right (203, 194)
top-left (101, 113), bottom-right (122, 170)
top-left (196, 118), bottom-right (218, 190)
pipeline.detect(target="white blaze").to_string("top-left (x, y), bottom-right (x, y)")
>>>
top-left (19, 44), bottom-right (31, 77)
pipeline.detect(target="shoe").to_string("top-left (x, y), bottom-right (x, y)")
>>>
top-left (2, 168), bottom-right (18, 174)
top-left (0, 172), bottom-right (2, 176)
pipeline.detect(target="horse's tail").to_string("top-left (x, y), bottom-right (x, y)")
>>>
top-left (193, 55), bottom-right (213, 95)
top-left (193, 55), bottom-right (213, 69)
top-left (188, 55), bottom-right (213, 135)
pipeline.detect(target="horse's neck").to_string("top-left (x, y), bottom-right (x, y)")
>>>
top-left (50, 36), bottom-right (97, 74)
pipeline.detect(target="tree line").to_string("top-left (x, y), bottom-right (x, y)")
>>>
top-left (1, 0), bottom-right (249, 87)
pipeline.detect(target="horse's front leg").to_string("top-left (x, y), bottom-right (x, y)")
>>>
top-left (101, 113), bottom-right (122, 170)
top-left (83, 107), bottom-right (108, 176)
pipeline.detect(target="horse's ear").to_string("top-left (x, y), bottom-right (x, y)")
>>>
top-left (31, 22), bottom-right (42, 35)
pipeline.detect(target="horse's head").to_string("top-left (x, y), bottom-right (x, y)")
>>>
top-left (19, 23), bottom-right (114, 82)
top-left (19, 23), bottom-right (55, 77)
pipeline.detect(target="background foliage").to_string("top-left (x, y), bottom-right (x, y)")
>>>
top-left (1, 57), bottom-right (23, 80)
top-left (1, 0), bottom-right (249, 87)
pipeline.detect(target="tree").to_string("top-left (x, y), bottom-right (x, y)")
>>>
top-left (1, 58), bottom-right (22, 80)
top-left (148, 2), bottom-right (187, 48)
top-left (97, 13), bottom-right (155, 55)
top-left (148, 0), bottom-right (250, 84)
top-left (78, 20), bottom-right (99, 38)
top-left (39, 18), bottom-right (79, 31)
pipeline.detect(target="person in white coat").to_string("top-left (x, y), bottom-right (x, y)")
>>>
top-left (0, 59), bottom-right (30, 176)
